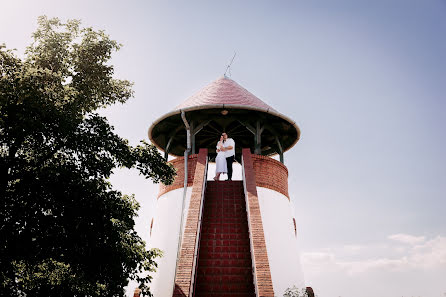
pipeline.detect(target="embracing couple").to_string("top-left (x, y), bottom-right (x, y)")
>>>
top-left (213, 132), bottom-right (235, 181)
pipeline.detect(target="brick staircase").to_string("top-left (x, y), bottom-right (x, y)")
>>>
top-left (194, 181), bottom-right (256, 297)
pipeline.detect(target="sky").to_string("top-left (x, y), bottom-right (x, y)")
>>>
top-left (2, 0), bottom-right (445, 296)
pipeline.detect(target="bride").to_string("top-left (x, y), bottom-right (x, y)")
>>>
top-left (213, 135), bottom-right (227, 181)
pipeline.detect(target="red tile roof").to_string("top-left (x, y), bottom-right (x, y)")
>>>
top-left (175, 76), bottom-right (276, 112)
top-left (148, 76), bottom-right (301, 157)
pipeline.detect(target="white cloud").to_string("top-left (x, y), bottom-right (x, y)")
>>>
top-left (388, 233), bottom-right (425, 245)
top-left (302, 235), bottom-right (446, 276)
top-left (410, 236), bottom-right (446, 269)
top-left (342, 244), bottom-right (363, 253)
top-left (302, 235), bottom-right (446, 297)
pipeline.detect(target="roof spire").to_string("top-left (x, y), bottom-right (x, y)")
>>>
top-left (224, 52), bottom-right (237, 78)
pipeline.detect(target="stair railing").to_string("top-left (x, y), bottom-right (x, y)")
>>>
top-left (189, 153), bottom-right (209, 297)
top-left (172, 149), bottom-right (190, 295)
top-left (241, 150), bottom-right (259, 297)
top-left (172, 111), bottom-right (192, 295)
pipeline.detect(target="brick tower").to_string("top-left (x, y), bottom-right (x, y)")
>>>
top-left (147, 77), bottom-right (309, 297)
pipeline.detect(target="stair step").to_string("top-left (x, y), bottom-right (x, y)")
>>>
top-left (194, 282), bottom-right (255, 292)
top-left (199, 246), bottom-right (251, 253)
top-left (201, 233), bottom-right (248, 240)
top-left (197, 259), bottom-right (253, 267)
top-left (198, 252), bottom-right (251, 258)
top-left (199, 240), bottom-right (250, 246)
top-left (194, 181), bottom-right (255, 297)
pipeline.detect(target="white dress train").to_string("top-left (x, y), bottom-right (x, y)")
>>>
top-left (215, 141), bottom-right (227, 174)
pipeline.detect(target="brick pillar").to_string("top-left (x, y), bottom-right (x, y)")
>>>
top-left (172, 148), bottom-right (208, 297)
top-left (242, 148), bottom-right (275, 297)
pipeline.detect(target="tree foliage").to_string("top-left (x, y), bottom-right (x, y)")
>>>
top-left (283, 286), bottom-right (312, 297)
top-left (0, 16), bottom-right (175, 296)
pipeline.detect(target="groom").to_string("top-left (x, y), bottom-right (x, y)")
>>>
top-left (221, 133), bottom-right (235, 181)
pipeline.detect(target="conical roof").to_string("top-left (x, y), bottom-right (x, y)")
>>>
top-left (175, 76), bottom-right (276, 112)
top-left (148, 76), bottom-right (300, 158)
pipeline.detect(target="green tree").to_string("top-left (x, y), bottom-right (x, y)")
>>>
top-left (0, 16), bottom-right (175, 296)
top-left (283, 286), bottom-right (310, 297)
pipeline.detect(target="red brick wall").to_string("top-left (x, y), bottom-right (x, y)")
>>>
top-left (173, 149), bottom-right (208, 297)
top-left (158, 154), bottom-right (198, 197)
top-left (251, 154), bottom-right (289, 199)
top-left (242, 148), bottom-right (275, 297)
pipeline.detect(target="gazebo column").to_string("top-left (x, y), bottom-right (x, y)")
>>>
top-left (255, 121), bottom-right (264, 155)
top-left (164, 136), bottom-right (173, 160)
top-left (164, 127), bottom-right (183, 160)
top-left (190, 121), bottom-right (195, 155)
top-left (238, 120), bottom-right (264, 155)
top-left (190, 120), bottom-right (211, 154)
top-left (275, 136), bottom-right (284, 163)
top-left (264, 124), bottom-right (284, 164)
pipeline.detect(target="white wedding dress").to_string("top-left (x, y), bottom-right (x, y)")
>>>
top-left (215, 141), bottom-right (227, 173)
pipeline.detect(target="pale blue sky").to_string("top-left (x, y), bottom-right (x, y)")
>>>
top-left (2, 1), bottom-right (445, 296)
